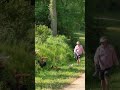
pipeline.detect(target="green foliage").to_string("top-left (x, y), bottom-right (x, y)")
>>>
top-left (35, 0), bottom-right (50, 25)
top-left (54, 0), bottom-right (85, 43)
top-left (0, 0), bottom-right (34, 50)
top-left (35, 35), bottom-right (74, 69)
top-left (35, 25), bottom-right (74, 74)
top-left (35, 25), bottom-right (52, 44)
top-left (57, 0), bottom-right (85, 34)
top-left (35, 0), bottom-right (85, 43)
top-left (0, 43), bottom-right (34, 89)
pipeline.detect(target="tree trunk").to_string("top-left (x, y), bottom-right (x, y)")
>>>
top-left (49, 0), bottom-right (57, 36)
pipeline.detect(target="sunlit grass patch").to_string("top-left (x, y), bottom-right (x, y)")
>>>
top-left (35, 57), bottom-right (85, 90)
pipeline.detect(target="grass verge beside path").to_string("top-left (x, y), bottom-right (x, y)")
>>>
top-left (35, 56), bottom-right (85, 90)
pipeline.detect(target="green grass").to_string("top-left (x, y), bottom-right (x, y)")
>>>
top-left (86, 67), bottom-right (120, 90)
top-left (35, 56), bottom-right (85, 90)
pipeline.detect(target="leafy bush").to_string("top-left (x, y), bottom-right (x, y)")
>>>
top-left (36, 35), bottom-right (74, 67)
top-left (35, 25), bottom-right (52, 44)
top-left (35, 25), bottom-right (74, 75)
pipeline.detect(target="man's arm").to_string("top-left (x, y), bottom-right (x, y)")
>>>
top-left (94, 47), bottom-right (100, 65)
top-left (112, 47), bottom-right (119, 66)
top-left (74, 46), bottom-right (76, 53)
top-left (82, 45), bottom-right (85, 54)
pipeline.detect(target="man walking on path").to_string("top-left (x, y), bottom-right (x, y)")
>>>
top-left (94, 36), bottom-right (119, 90)
top-left (74, 41), bottom-right (85, 65)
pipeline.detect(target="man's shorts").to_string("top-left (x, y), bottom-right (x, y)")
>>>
top-left (74, 53), bottom-right (80, 60)
top-left (99, 67), bottom-right (111, 80)
top-left (76, 55), bottom-right (80, 60)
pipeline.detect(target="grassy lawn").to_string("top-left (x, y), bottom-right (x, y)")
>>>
top-left (35, 56), bottom-right (85, 90)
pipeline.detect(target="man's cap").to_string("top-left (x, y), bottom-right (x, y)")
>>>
top-left (100, 36), bottom-right (108, 43)
top-left (76, 41), bottom-right (80, 45)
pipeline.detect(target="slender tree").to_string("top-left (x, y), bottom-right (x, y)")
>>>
top-left (49, 0), bottom-right (57, 36)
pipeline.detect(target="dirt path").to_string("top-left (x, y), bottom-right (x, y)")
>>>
top-left (62, 73), bottom-right (85, 90)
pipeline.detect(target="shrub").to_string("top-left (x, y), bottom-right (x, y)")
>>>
top-left (36, 35), bottom-right (73, 66)
top-left (35, 25), bottom-right (74, 74)
top-left (35, 25), bottom-right (52, 44)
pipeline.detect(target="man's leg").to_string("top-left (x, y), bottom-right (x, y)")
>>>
top-left (100, 70), bottom-right (106, 90)
top-left (101, 80), bottom-right (106, 90)
top-left (104, 68), bottom-right (111, 90)
top-left (105, 76), bottom-right (109, 90)
top-left (105, 69), bottom-right (111, 90)
top-left (77, 55), bottom-right (80, 64)
top-left (101, 78), bottom-right (109, 90)
top-left (77, 58), bottom-right (80, 64)
top-left (101, 73), bottom-right (109, 90)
